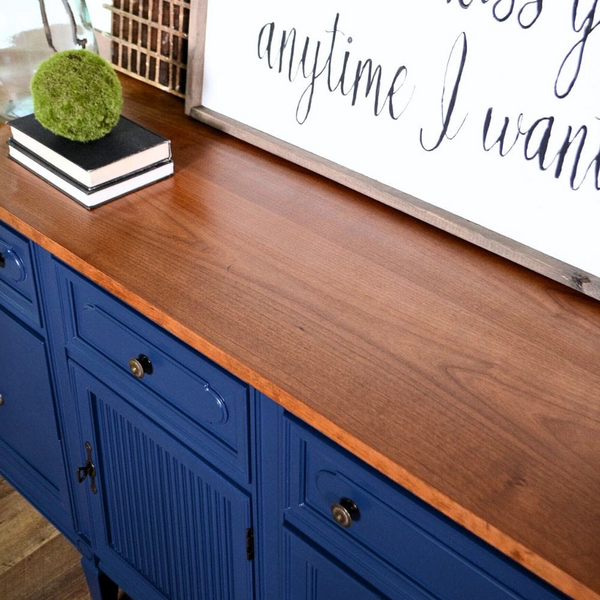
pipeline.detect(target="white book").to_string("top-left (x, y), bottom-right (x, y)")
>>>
top-left (8, 139), bottom-right (174, 209)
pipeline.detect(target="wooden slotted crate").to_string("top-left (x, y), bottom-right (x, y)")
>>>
top-left (105, 0), bottom-right (190, 97)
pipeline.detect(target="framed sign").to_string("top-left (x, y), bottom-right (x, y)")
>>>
top-left (186, 1), bottom-right (600, 301)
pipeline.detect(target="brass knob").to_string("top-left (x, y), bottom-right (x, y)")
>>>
top-left (128, 354), bottom-right (153, 379)
top-left (331, 498), bottom-right (360, 528)
top-left (0, 394), bottom-right (4, 406)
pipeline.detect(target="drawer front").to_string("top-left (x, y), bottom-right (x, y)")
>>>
top-left (285, 416), bottom-right (565, 600)
top-left (0, 220), bottom-right (41, 327)
top-left (283, 530), bottom-right (409, 600)
top-left (56, 263), bottom-right (250, 482)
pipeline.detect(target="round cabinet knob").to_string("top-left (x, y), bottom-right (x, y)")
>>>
top-left (330, 497), bottom-right (360, 528)
top-left (128, 355), bottom-right (153, 379)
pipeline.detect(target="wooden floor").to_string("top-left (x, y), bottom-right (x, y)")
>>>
top-left (0, 477), bottom-right (91, 600)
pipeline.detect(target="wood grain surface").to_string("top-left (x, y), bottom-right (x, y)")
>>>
top-left (1, 77), bottom-right (599, 599)
top-left (0, 478), bottom-right (90, 600)
top-left (188, 106), bottom-right (600, 302)
top-left (0, 478), bottom-right (131, 599)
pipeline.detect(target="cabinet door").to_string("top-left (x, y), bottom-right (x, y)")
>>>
top-left (71, 363), bottom-right (254, 600)
top-left (284, 531), bottom-right (393, 600)
top-left (0, 308), bottom-right (64, 503)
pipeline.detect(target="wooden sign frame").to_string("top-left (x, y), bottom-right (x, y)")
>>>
top-left (185, 1), bottom-right (600, 302)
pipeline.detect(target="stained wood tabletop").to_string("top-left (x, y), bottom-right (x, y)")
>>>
top-left (1, 77), bottom-right (599, 599)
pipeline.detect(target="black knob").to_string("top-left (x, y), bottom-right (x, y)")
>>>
top-left (128, 354), bottom-right (153, 379)
top-left (331, 497), bottom-right (360, 528)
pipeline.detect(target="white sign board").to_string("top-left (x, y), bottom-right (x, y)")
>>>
top-left (188, 1), bottom-right (600, 299)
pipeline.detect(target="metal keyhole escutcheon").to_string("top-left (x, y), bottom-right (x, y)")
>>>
top-left (76, 441), bottom-right (97, 494)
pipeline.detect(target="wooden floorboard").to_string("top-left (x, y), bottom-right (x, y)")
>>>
top-left (0, 477), bottom-right (90, 600)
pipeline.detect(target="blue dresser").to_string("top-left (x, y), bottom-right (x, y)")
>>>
top-left (0, 218), bottom-right (568, 600)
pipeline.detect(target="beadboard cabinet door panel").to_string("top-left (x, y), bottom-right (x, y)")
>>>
top-left (70, 363), bottom-right (254, 600)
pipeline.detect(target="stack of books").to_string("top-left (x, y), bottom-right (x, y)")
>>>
top-left (6, 114), bottom-right (173, 209)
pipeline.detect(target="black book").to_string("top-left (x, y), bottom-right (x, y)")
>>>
top-left (7, 138), bottom-right (174, 209)
top-left (8, 113), bottom-right (171, 188)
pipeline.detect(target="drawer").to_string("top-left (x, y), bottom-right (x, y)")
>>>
top-left (0, 220), bottom-right (42, 327)
top-left (285, 415), bottom-right (565, 600)
top-left (56, 263), bottom-right (250, 482)
top-left (282, 529), bottom-right (417, 600)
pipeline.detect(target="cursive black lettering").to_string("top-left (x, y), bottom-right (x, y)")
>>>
top-left (257, 14), bottom-right (414, 125)
top-left (518, 0), bottom-right (543, 28)
top-left (445, 0), bottom-right (543, 28)
top-left (493, 0), bottom-right (517, 22)
top-left (257, 22), bottom-right (276, 68)
top-left (555, 0), bottom-right (600, 98)
top-left (279, 28), bottom-right (297, 79)
top-left (483, 108), bottom-right (521, 155)
top-left (295, 41), bottom-right (322, 124)
top-left (349, 60), bottom-right (383, 112)
top-left (420, 33), bottom-right (468, 151)
top-left (554, 125), bottom-right (588, 188)
top-left (483, 109), bottom-right (598, 190)
top-left (386, 66), bottom-right (412, 120)
top-left (578, 145), bottom-right (600, 190)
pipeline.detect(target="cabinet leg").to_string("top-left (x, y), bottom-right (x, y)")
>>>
top-left (81, 555), bottom-right (119, 600)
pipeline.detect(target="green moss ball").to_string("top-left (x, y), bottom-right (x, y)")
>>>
top-left (31, 50), bottom-right (123, 142)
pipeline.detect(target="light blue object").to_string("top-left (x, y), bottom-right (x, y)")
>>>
top-left (0, 0), bottom-right (97, 122)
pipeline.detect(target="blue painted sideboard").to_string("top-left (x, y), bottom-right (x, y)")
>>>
top-left (0, 217), bottom-right (569, 599)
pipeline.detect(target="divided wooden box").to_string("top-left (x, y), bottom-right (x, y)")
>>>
top-left (107, 0), bottom-right (190, 97)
